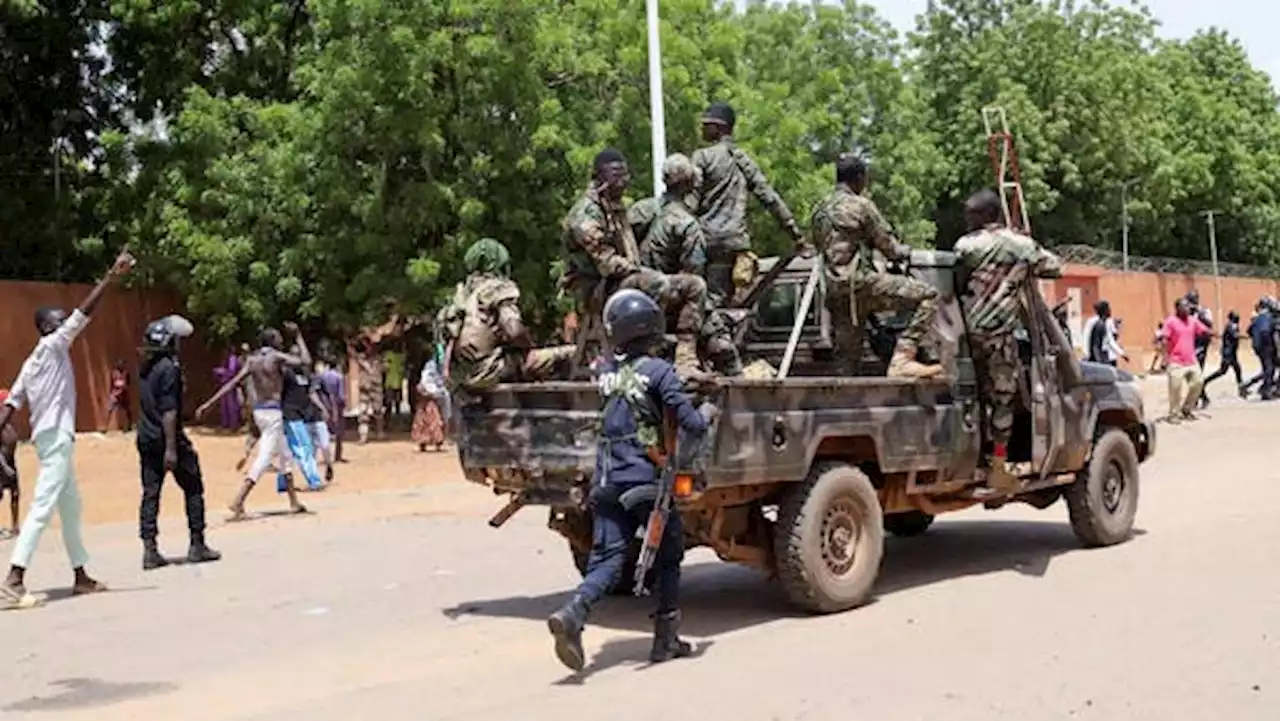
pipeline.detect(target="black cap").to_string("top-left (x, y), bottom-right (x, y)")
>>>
top-left (593, 147), bottom-right (627, 174)
top-left (701, 102), bottom-right (736, 129)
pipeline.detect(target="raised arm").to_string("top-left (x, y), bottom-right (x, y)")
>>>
top-left (283, 322), bottom-right (312, 367)
top-left (195, 362), bottom-right (252, 418)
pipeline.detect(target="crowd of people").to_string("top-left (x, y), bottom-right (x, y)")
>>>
top-left (1079, 288), bottom-right (1280, 425)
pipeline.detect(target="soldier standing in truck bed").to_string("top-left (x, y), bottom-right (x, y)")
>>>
top-left (636, 154), bottom-right (742, 376)
top-left (691, 101), bottom-right (804, 306)
top-left (439, 238), bottom-right (576, 395)
top-left (562, 148), bottom-right (709, 376)
top-left (810, 152), bottom-right (941, 380)
top-left (953, 189), bottom-right (1063, 490)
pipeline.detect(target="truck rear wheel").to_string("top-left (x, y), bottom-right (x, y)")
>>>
top-left (1065, 428), bottom-right (1140, 547)
top-left (775, 462), bottom-right (885, 613)
top-left (884, 510), bottom-right (935, 537)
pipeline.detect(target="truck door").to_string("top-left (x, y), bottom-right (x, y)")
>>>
top-left (1024, 284), bottom-right (1067, 480)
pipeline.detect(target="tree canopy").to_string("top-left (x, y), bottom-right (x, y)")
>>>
top-left (4, 0), bottom-right (1279, 338)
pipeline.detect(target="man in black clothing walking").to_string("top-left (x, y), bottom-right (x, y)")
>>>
top-left (1203, 310), bottom-right (1242, 397)
top-left (1242, 300), bottom-right (1276, 401)
top-left (136, 315), bottom-right (221, 570)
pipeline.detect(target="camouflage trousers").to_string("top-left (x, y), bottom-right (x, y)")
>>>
top-left (705, 243), bottom-right (757, 306)
top-left (620, 268), bottom-right (706, 336)
top-left (826, 271), bottom-right (938, 374)
top-left (450, 345), bottom-right (577, 395)
top-left (970, 332), bottom-right (1019, 447)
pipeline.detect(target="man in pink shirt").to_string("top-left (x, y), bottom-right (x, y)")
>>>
top-left (1161, 297), bottom-right (1214, 423)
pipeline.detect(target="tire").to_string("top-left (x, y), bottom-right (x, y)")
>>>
top-left (1065, 428), bottom-right (1140, 547)
top-left (774, 462), bottom-right (885, 613)
top-left (571, 538), bottom-right (651, 595)
top-left (884, 510), bottom-right (935, 537)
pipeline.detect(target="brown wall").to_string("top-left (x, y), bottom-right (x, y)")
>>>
top-left (1043, 265), bottom-right (1280, 371)
top-left (0, 281), bottom-right (226, 438)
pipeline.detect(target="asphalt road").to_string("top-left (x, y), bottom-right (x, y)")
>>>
top-left (2, 394), bottom-right (1277, 721)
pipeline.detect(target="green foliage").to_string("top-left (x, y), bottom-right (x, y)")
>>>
top-left (6, 0), bottom-right (1280, 338)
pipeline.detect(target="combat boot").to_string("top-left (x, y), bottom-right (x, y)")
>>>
top-left (187, 533), bottom-right (222, 564)
top-left (887, 342), bottom-right (942, 379)
top-left (547, 595), bottom-right (591, 672)
top-left (674, 336), bottom-right (701, 377)
top-left (649, 610), bottom-right (694, 663)
top-left (142, 540), bottom-right (169, 571)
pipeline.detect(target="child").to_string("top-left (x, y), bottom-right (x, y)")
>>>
top-left (0, 390), bottom-right (17, 539)
top-left (106, 358), bottom-right (133, 432)
top-left (1148, 321), bottom-right (1166, 374)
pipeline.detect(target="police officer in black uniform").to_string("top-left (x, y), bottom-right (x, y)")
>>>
top-left (546, 290), bottom-right (711, 672)
top-left (136, 315), bottom-right (221, 570)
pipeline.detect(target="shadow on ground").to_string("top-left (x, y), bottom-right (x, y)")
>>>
top-left (443, 519), bottom-right (1146, 638)
top-left (2, 678), bottom-right (177, 713)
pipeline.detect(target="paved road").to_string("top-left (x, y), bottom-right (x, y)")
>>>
top-left (3, 397), bottom-right (1278, 721)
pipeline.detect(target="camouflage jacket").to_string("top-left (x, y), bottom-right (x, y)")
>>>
top-left (690, 137), bottom-right (798, 250)
top-left (628, 197), bottom-right (660, 246)
top-left (437, 273), bottom-right (523, 381)
top-left (561, 184), bottom-right (640, 291)
top-left (809, 184), bottom-right (903, 283)
top-left (637, 195), bottom-right (708, 276)
top-left (953, 224), bottom-right (1064, 337)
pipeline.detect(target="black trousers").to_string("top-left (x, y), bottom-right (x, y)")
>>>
top-left (1243, 350), bottom-right (1277, 399)
top-left (1203, 354), bottom-right (1243, 388)
top-left (138, 435), bottom-right (207, 542)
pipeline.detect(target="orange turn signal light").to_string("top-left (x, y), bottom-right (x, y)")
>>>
top-left (674, 474), bottom-right (695, 498)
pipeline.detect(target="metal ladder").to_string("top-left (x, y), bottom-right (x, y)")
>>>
top-left (982, 106), bottom-right (1031, 234)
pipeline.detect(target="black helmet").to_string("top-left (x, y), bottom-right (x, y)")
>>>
top-left (603, 289), bottom-right (664, 349)
top-left (143, 314), bottom-right (195, 353)
top-left (700, 101), bottom-right (736, 129)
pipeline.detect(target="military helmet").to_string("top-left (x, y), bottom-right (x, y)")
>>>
top-left (662, 153), bottom-right (700, 189)
top-left (602, 289), bottom-right (664, 349)
top-left (143, 314), bottom-right (195, 353)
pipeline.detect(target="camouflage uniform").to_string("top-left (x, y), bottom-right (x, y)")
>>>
top-left (810, 184), bottom-right (939, 377)
top-left (953, 223), bottom-right (1063, 454)
top-left (635, 179), bottom-right (740, 376)
top-left (691, 137), bottom-right (802, 305)
top-left (562, 184), bottom-right (707, 372)
top-left (440, 239), bottom-right (575, 394)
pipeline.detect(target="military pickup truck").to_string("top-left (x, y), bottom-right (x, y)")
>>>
top-left (456, 251), bottom-right (1156, 613)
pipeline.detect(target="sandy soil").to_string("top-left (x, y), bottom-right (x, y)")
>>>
top-left (1, 381), bottom-right (1277, 721)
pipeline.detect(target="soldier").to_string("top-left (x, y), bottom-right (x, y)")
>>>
top-left (810, 153), bottom-right (941, 378)
top-left (691, 101), bottom-right (804, 305)
top-left (546, 289), bottom-right (709, 672)
top-left (637, 154), bottom-right (742, 376)
top-left (562, 148), bottom-right (708, 374)
top-left (953, 189), bottom-right (1063, 490)
top-left (439, 238), bottom-right (575, 394)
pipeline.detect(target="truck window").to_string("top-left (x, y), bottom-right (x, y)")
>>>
top-left (756, 282), bottom-right (819, 330)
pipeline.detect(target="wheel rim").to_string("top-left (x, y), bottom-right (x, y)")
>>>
top-left (821, 498), bottom-right (860, 576)
top-left (1101, 459), bottom-right (1125, 514)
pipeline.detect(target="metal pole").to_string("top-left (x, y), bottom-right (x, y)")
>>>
top-left (1205, 210), bottom-right (1222, 319)
top-left (646, 0), bottom-right (667, 198)
top-left (778, 260), bottom-right (821, 380)
top-left (1121, 179), bottom-right (1137, 272)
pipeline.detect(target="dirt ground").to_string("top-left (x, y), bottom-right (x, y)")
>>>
top-left (2, 378), bottom-right (1278, 720)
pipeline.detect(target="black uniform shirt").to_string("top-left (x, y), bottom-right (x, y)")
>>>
top-left (137, 355), bottom-right (184, 446)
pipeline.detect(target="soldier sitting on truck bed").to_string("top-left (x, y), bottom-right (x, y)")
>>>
top-left (953, 189), bottom-right (1063, 490)
top-left (633, 154), bottom-right (743, 377)
top-left (562, 148), bottom-right (709, 376)
top-left (810, 153), bottom-right (941, 379)
top-left (438, 238), bottom-right (575, 395)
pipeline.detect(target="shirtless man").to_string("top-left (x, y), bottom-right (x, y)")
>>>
top-left (196, 323), bottom-right (311, 520)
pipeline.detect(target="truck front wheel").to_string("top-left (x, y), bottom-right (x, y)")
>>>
top-left (1065, 428), bottom-right (1140, 547)
top-left (775, 462), bottom-right (885, 613)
